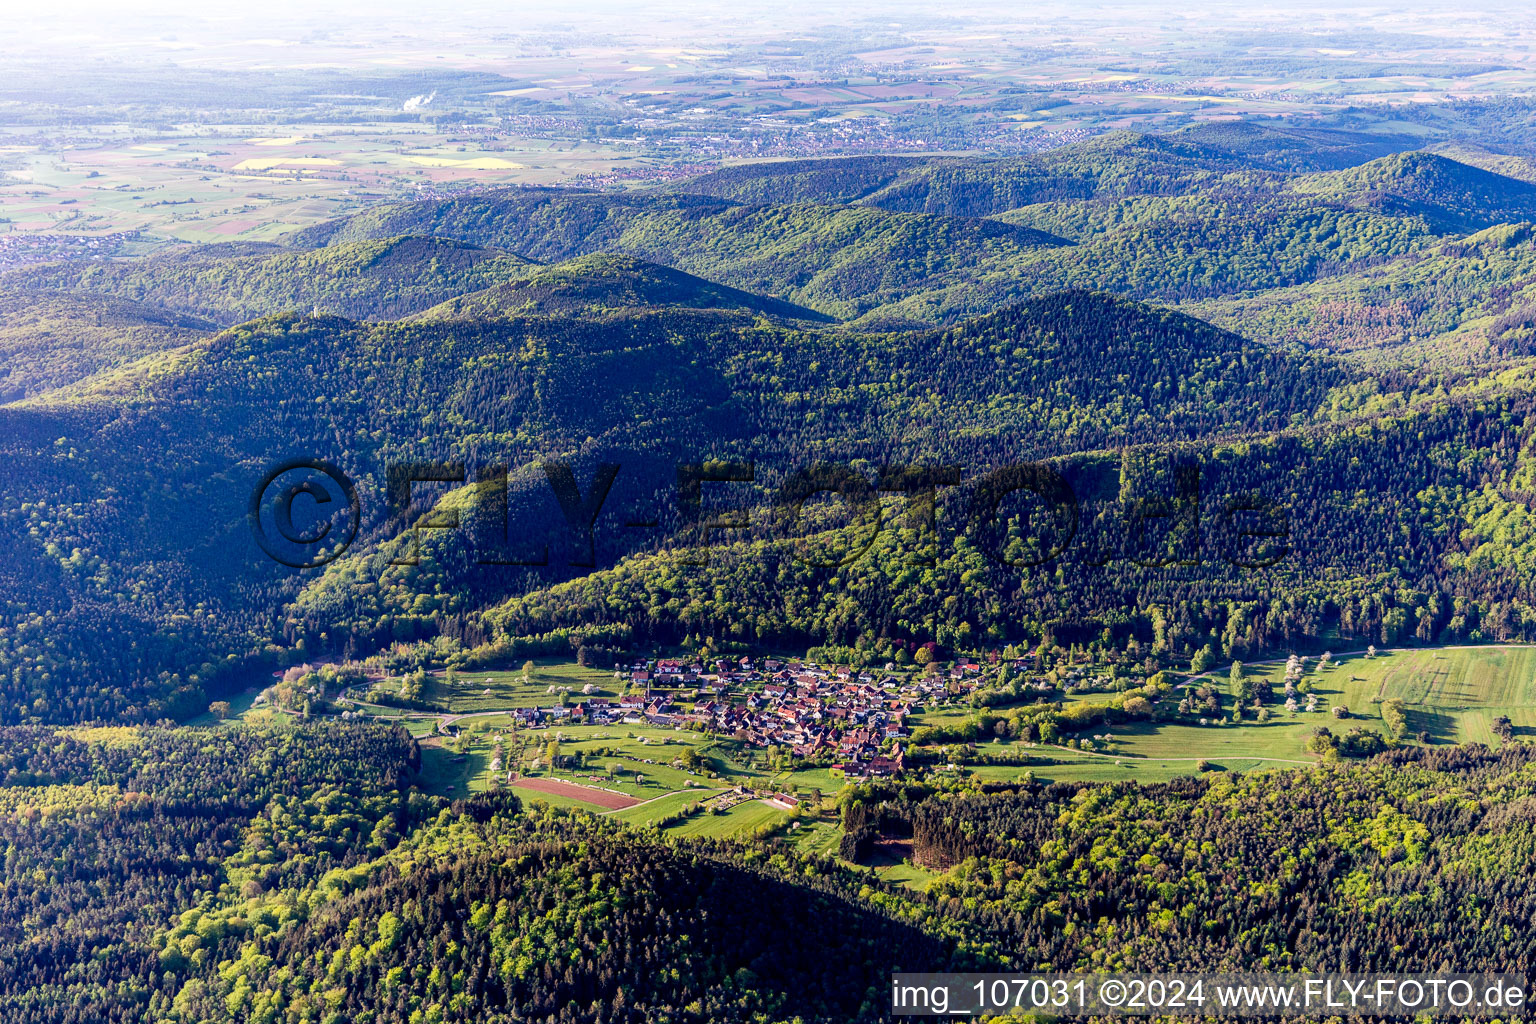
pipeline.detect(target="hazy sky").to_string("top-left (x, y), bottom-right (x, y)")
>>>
top-left (5, 0), bottom-right (1534, 67)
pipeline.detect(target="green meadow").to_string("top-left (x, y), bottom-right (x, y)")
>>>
top-left (400, 659), bottom-right (624, 713)
top-left (918, 645), bottom-right (1536, 786)
top-left (606, 787), bottom-right (725, 825)
top-left (665, 799), bottom-right (789, 839)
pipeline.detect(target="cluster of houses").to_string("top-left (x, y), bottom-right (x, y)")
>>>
top-left (501, 655), bottom-right (998, 779)
top-left (0, 231), bottom-right (136, 273)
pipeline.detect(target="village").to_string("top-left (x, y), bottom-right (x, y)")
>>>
top-left (487, 653), bottom-right (1014, 779)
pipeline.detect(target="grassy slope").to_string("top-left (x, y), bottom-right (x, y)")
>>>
top-left (607, 787), bottom-right (723, 824)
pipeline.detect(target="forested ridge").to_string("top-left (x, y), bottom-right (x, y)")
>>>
top-left (0, 288), bottom-right (212, 401)
top-left (6, 237), bottom-right (536, 325)
top-left (409, 252), bottom-right (832, 323)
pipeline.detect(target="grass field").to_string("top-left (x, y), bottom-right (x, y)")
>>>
top-left (913, 705), bottom-right (976, 730)
top-left (770, 766), bottom-right (846, 798)
top-left (607, 788), bottom-right (725, 825)
top-left (1220, 646), bottom-right (1536, 750)
top-left (185, 679), bottom-right (270, 726)
top-left (876, 859), bottom-right (943, 890)
top-left (417, 741), bottom-right (490, 797)
top-left (665, 800), bottom-right (788, 839)
top-left (541, 759), bottom-right (712, 799)
top-left (964, 756), bottom-right (1283, 785)
top-left (417, 714), bottom-right (747, 798)
top-left (390, 717), bottom-right (439, 738)
top-left (786, 819), bottom-right (843, 858)
top-left (1085, 718), bottom-right (1317, 762)
top-left (405, 659), bottom-right (624, 713)
top-left (1323, 646), bottom-right (1536, 744)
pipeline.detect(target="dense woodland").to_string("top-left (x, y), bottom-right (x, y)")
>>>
top-left (0, 723), bottom-right (422, 1023)
top-left (859, 745), bottom-right (1536, 976)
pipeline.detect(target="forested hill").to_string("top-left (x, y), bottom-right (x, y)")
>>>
top-left (287, 187), bottom-right (1072, 321)
top-left (188, 837), bottom-right (960, 1023)
top-left (4, 264), bottom-right (1536, 723)
top-left (0, 288), bottom-right (212, 401)
top-left (657, 153), bottom-right (927, 206)
top-left (674, 131), bottom-right (1278, 214)
top-left (1288, 150), bottom-right (1536, 233)
top-left (906, 745), bottom-right (1536, 975)
top-left (1171, 120), bottom-right (1420, 171)
top-left (5, 236), bottom-right (536, 324)
top-left (410, 252), bottom-right (832, 322)
top-left (6, 124), bottom-right (1536, 724)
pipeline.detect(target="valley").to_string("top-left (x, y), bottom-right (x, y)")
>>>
top-left (243, 642), bottom-right (1536, 868)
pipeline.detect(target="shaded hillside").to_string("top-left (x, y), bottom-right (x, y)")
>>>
top-left (1189, 222), bottom-right (1536, 360)
top-left (475, 365), bottom-right (1536, 664)
top-left (1425, 143), bottom-right (1536, 184)
top-left (0, 289), bottom-right (211, 402)
top-left (412, 253), bottom-right (832, 322)
top-left (171, 836), bottom-right (959, 1024)
top-left (3, 236), bottom-right (535, 324)
top-left (1173, 120), bottom-right (1417, 171)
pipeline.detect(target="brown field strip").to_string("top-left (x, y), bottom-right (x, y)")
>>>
top-left (512, 776), bottom-right (641, 809)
